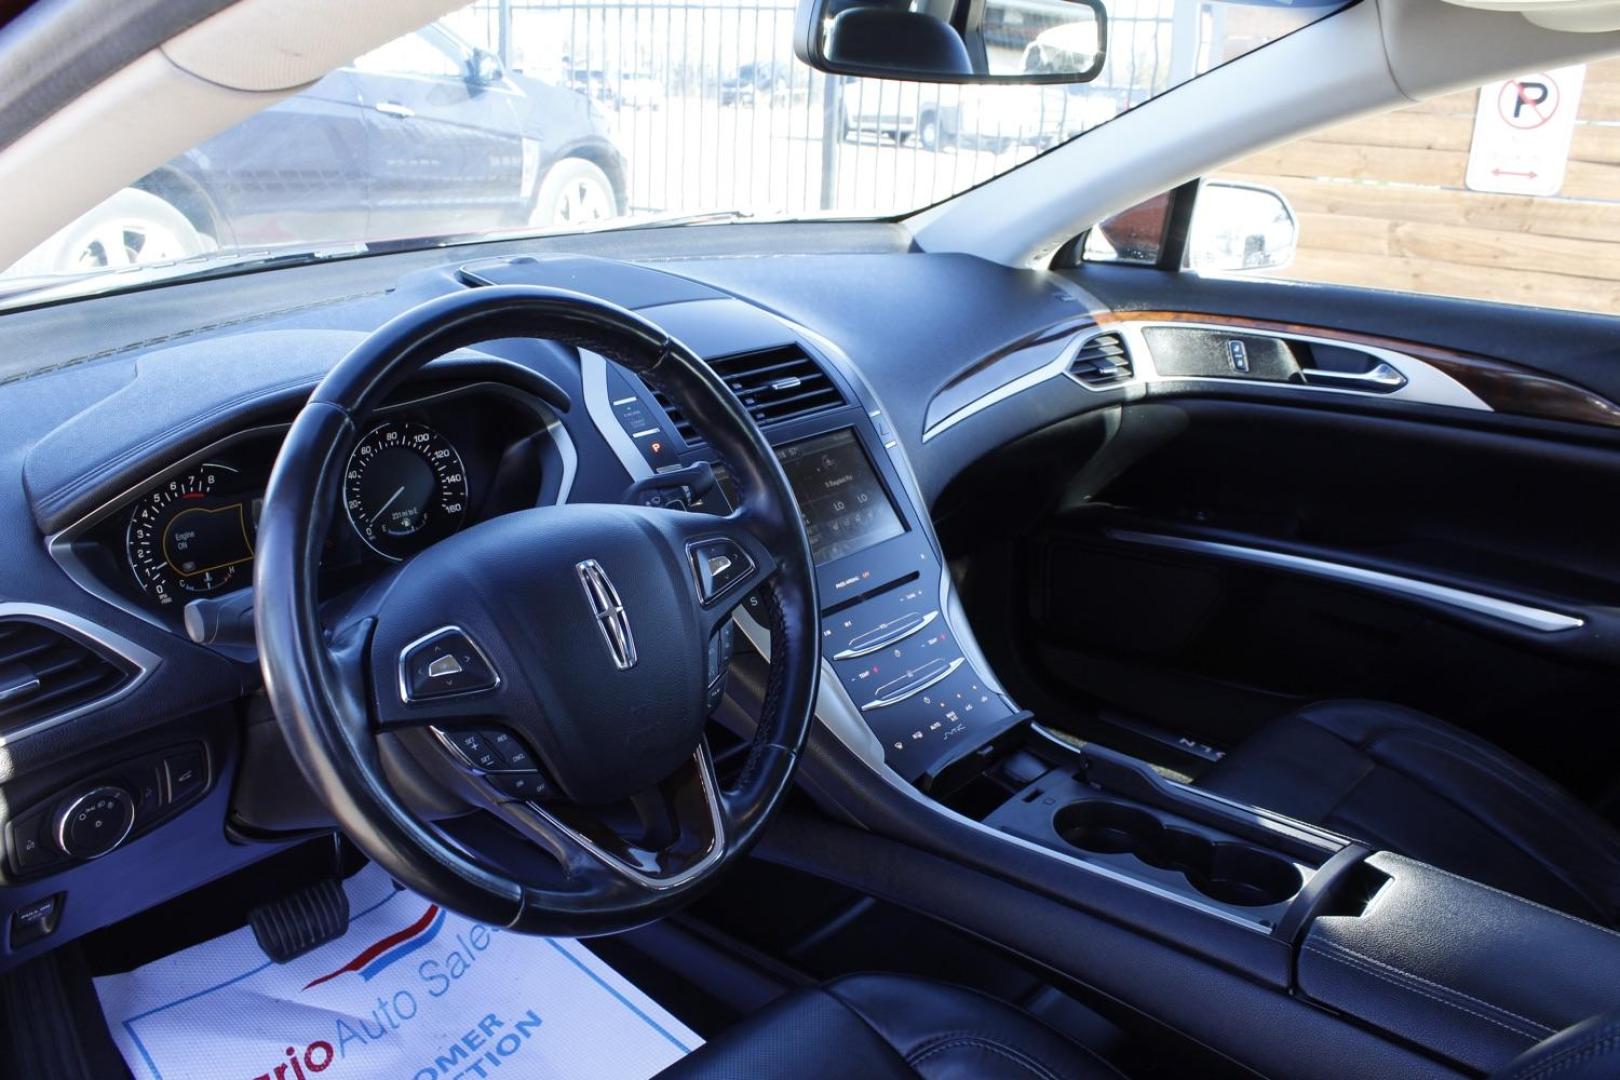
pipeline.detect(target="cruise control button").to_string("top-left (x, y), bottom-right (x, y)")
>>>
top-left (687, 539), bottom-right (754, 605)
top-left (401, 629), bottom-right (499, 702)
top-left (440, 730), bottom-right (503, 772)
top-left (482, 729), bottom-right (536, 771)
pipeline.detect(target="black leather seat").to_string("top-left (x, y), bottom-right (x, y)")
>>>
top-left (658, 973), bottom-right (1128, 1079)
top-left (1195, 700), bottom-right (1620, 925)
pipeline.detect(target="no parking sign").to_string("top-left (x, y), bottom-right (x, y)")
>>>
top-left (1466, 66), bottom-right (1586, 196)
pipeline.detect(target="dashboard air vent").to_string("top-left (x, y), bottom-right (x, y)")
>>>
top-left (1068, 333), bottom-right (1134, 388)
top-left (0, 618), bottom-right (132, 732)
top-left (650, 346), bottom-right (845, 443)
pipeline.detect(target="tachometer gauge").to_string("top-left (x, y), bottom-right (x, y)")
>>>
top-left (344, 420), bottom-right (468, 560)
top-left (125, 463), bottom-right (255, 607)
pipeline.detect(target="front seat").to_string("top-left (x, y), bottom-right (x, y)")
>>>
top-left (1194, 700), bottom-right (1620, 925)
top-left (659, 973), bottom-right (1130, 1079)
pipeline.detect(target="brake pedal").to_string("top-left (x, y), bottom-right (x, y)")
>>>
top-left (248, 878), bottom-right (350, 963)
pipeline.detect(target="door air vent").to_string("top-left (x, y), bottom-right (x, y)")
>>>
top-left (650, 346), bottom-right (846, 443)
top-left (0, 618), bottom-right (133, 732)
top-left (1067, 333), bottom-right (1134, 388)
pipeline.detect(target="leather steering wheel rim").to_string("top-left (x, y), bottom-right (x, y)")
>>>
top-left (254, 285), bottom-right (819, 935)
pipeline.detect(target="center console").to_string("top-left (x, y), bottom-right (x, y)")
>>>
top-left (585, 319), bottom-right (1026, 789)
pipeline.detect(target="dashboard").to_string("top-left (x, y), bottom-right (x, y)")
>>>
top-left (0, 240), bottom-right (1070, 972)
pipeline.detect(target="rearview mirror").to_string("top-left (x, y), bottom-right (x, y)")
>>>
top-left (795, 0), bottom-right (1107, 84)
top-left (1189, 181), bottom-right (1298, 274)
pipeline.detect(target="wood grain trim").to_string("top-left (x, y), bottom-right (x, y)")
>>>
top-left (932, 315), bottom-right (1097, 398)
top-left (1096, 310), bottom-right (1620, 429)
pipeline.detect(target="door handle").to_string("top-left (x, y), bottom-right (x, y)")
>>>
top-left (1299, 361), bottom-right (1407, 392)
top-left (373, 101), bottom-right (415, 119)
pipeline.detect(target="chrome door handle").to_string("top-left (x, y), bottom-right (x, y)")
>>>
top-left (373, 101), bottom-right (416, 119)
top-left (1299, 361), bottom-right (1407, 391)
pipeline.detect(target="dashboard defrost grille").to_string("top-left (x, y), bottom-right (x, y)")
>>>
top-left (0, 619), bottom-right (132, 731)
top-left (650, 346), bottom-right (845, 443)
top-left (1068, 333), bottom-right (1134, 388)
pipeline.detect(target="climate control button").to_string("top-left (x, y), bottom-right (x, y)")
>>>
top-left (55, 786), bottom-right (135, 860)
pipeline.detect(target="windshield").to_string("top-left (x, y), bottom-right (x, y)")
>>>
top-left (1, 0), bottom-right (1344, 300)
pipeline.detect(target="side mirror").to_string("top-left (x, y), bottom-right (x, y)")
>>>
top-left (1188, 181), bottom-right (1298, 274)
top-left (468, 48), bottom-right (504, 86)
top-left (794, 0), bottom-right (1107, 84)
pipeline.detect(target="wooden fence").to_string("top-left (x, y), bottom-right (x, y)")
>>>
top-left (1215, 59), bottom-right (1620, 316)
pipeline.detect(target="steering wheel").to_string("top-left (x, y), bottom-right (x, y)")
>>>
top-left (253, 285), bottom-right (819, 936)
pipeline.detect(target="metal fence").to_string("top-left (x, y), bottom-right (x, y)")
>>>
top-left (446, 0), bottom-right (1185, 218)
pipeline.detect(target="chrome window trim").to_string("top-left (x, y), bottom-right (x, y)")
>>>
top-left (1108, 529), bottom-right (1584, 633)
top-left (0, 601), bottom-right (160, 745)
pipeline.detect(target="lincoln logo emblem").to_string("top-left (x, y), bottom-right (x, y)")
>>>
top-left (575, 559), bottom-right (638, 670)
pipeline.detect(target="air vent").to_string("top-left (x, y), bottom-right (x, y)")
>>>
top-left (1067, 333), bottom-right (1134, 388)
top-left (650, 346), bottom-right (846, 443)
top-left (0, 618), bottom-right (133, 732)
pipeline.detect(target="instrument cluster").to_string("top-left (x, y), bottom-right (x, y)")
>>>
top-left (62, 386), bottom-right (560, 624)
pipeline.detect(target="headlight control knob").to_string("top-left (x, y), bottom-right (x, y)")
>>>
top-left (55, 786), bottom-right (135, 860)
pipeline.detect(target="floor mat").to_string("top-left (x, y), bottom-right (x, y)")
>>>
top-left (94, 864), bottom-right (701, 1080)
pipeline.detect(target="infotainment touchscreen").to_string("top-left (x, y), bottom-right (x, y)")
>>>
top-left (775, 428), bottom-right (905, 565)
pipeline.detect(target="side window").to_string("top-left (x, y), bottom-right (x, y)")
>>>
top-left (353, 32), bottom-right (462, 79)
top-left (1199, 61), bottom-right (1620, 316)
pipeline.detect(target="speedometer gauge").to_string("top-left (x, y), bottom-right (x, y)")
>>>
top-left (344, 421), bottom-right (468, 560)
top-left (126, 463), bottom-right (255, 607)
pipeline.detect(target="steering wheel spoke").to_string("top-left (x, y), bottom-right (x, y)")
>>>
top-left (484, 744), bottom-right (726, 890)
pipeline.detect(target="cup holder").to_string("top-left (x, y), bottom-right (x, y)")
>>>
top-left (1055, 800), bottom-right (1303, 908)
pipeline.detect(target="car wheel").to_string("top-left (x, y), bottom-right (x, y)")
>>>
top-left (39, 188), bottom-right (205, 275)
top-left (531, 158), bottom-right (619, 228)
top-left (918, 113), bottom-right (939, 151)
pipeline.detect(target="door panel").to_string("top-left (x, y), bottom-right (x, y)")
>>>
top-left (183, 70), bottom-right (370, 249)
top-left (353, 29), bottom-right (525, 242)
top-left (945, 270), bottom-right (1620, 806)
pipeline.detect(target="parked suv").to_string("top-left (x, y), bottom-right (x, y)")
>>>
top-left (9, 23), bottom-right (626, 277)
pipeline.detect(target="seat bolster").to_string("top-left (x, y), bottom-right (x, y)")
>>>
top-left (826, 974), bottom-right (1128, 1080)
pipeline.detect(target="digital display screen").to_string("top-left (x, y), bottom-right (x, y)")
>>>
top-left (777, 429), bottom-right (905, 565)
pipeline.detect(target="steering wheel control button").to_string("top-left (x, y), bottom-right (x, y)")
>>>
top-left (399, 627), bottom-right (500, 702)
top-left (438, 729), bottom-right (504, 772)
top-left (10, 894), bottom-right (63, 948)
top-left (56, 786), bottom-right (136, 860)
top-left (164, 749), bottom-right (208, 804)
top-left (485, 772), bottom-right (549, 802)
top-left (484, 729), bottom-right (537, 770)
top-left (687, 538), bottom-right (754, 605)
